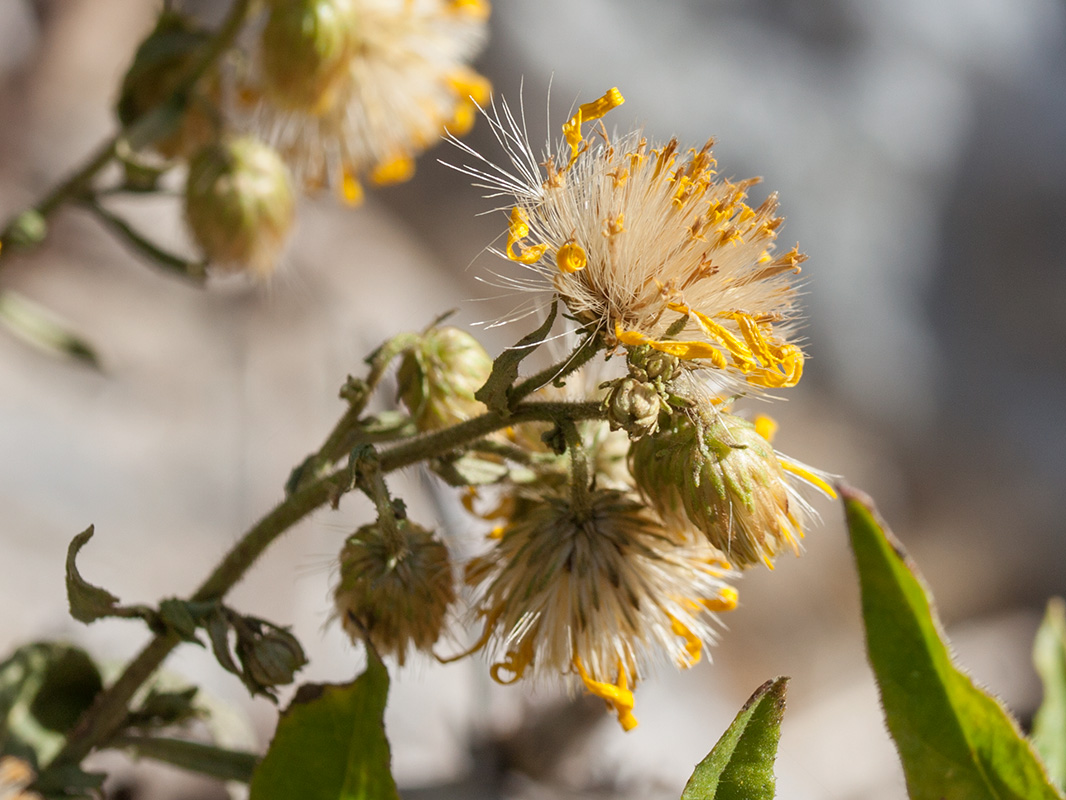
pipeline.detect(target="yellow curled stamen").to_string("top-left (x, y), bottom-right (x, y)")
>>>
top-left (340, 167), bottom-right (364, 206)
top-left (562, 87), bottom-right (625, 167)
top-left (754, 414), bottom-right (778, 443)
top-left (505, 207), bottom-right (548, 264)
top-left (556, 241), bottom-right (587, 274)
top-left (668, 303), bottom-right (756, 368)
top-left (669, 616), bottom-right (702, 667)
top-left (370, 155), bottom-right (415, 186)
top-left (490, 643), bottom-right (533, 685)
top-left (779, 458), bottom-right (838, 499)
top-left (574, 658), bottom-right (638, 731)
top-left (615, 323), bottom-right (729, 369)
top-left (701, 586), bottom-right (739, 613)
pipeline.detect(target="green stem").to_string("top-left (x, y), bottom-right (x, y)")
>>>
top-left (46, 399), bottom-right (605, 770)
top-left (510, 334), bottom-right (602, 404)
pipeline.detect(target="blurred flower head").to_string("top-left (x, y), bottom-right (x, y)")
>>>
top-left (241, 0), bottom-right (491, 204)
top-left (464, 486), bottom-right (738, 730)
top-left (452, 87), bottom-right (807, 395)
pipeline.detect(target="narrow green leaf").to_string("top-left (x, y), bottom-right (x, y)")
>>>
top-left (0, 291), bottom-right (100, 368)
top-left (65, 527), bottom-right (154, 625)
top-left (1033, 598), bottom-right (1066, 789)
top-left (680, 677), bottom-right (787, 800)
top-left (249, 649), bottom-right (399, 800)
top-left (110, 735), bottom-right (259, 783)
top-left (842, 485), bottom-right (1063, 800)
top-left (474, 299), bottom-right (558, 415)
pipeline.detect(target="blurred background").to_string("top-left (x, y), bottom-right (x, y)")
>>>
top-left (1, 1), bottom-right (1065, 798)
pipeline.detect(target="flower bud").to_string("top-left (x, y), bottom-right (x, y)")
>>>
top-left (234, 624), bottom-right (308, 690)
top-left (627, 346), bottom-right (681, 385)
top-left (604, 376), bottom-right (661, 439)
top-left (184, 136), bottom-right (295, 277)
top-left (116, 12), bottom-right (221, 160)
top-left (334, 519), bottom-right (455, 665)
top-left (259, 0), bottom-right (359, 114)
top-left (630, 413), bottom-right (801, 569)
top-left (397, 326), bottom-right (492, 431)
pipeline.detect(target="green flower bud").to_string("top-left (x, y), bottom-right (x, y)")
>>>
top-left (334, 519), bottom-right (455, 665)
top-left (604, 376), bottom-right (661, 439)
top-left (234, 623), bottom-right (308, 691)
top-left (117, 12), bottom-right (221, 160)
top-left (397, 326), bottom-right (492, 431)
top-left (185, 136), bottom-right (295, 276)
top-left (630, 413), bottom-right (800, 569)
top-left (627, 345), bottom-right (681, 385)
top-left (259, 0), bottom-right (359, 114)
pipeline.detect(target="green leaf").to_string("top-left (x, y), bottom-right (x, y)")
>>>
top-left (110, 735), bottom-right (259, 783)
top-left (65, 526), bottom-right (154, 625)
top-left (1033, 598), bottom-right (1066, 789)
top-left (0, 642), bottom-right (103, 767)
top-left (249, 649), bottom-right (399, 800)
top-left (474, 299), bottom-right (558, 416)
top-left (842, 486), bottom-right (1063, 800)
top-left (0, 291), bottom-right (100, 368)
top-left (680, 677), bottom-right (787, 800)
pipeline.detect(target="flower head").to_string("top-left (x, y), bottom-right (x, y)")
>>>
top-left (453, 88), bottom-right (807, 395)
top-left (242, 0), bottom-right (491, 203)
top-left (334, 518), bottom-right (456, 665)
top-left (397, 325), bottom-right (492, 431)
top-left (184, 136), bottom-right (296, 276)
top-left (630, 411), bottom-right (836, 569)
top-left (464, 486), bottom-right (738, 730)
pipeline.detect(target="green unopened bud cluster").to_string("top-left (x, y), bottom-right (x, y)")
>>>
top-left (602, 346), bottom-right (682, 439)
top-left (184, 136), bottom-right (295, 277)
top-left (630, 412), bottom-right (798, 569)
top-left (334, 519), bottom-right (455, 665)
top-left (398, 326), bottom-right (493, 432)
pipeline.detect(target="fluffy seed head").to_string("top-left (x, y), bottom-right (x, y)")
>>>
top-left (452, 88), bottom-right (807, 395)
top-left (631, 412), bottom-right (826, 569)
top-left (465, 486), bottom-right (737, 729)
top-left (397, 326), bottom-right (492, 431)
top-left (242, 0), bottom-right (491, 204)
top-left (334, 519), bottom-right (455, 665)
top-left (184, 136), bottom-right (295, 276)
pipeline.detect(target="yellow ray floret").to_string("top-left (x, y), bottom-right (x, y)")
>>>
top-left (669, 615), bottom-right (703, 667)
top-left (371, 154), bottom-right (416, 185)
top-left (562, 87), bottom-right (625, 167)
top-left (574, 657), bottom-right (638, 731)
top-left (555, 241), bottom-right (588, 274)
top-left (490, 637), bottom-right (535, 685)
top-left (506, 207), bottom-right (548, 264)
top-left (779, 458), bottom-right (838, 499)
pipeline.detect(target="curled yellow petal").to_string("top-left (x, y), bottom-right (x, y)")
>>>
top-left (779, 458), bottom-right (838, 499)
top-left (562, 87), bottom-right (625, 167)
top-left (574, 658), bottom-right (638, 731)
top-left (371, 155), bottom-right (415, 185)
top-left (555, 241), bottom-right (587, 273)
top-left (506, 206), bottom-right (547, 263)
top-left (340, 167), bottom-right (364, 206)
top-left (669, 616), bottom-right (702, 667)
top-left (701, 586), bottom-right (739, 612)
top-left (754, 414), bottom-right (778, 443)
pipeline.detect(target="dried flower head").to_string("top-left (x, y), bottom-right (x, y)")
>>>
top-left (242, 0), bottom-right (491, 204)
top-left (0, 756), bottom-right (40, 800)
top-left (397, 325), bottom-right (492, 431)
top-left (452, 88), bottom-right (807, 395)
top-left (464, 486), bottom-right (738, 730)
top-left (334, 518), bottom-right (455, 665)
top-left (184, 136), bottom-right (296, 276)
top-left (630, 411), bottom-right (835, 570)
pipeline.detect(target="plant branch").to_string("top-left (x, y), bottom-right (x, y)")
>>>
top-left (510, 333), bottom-right (603, 404)
top-left (44, 398), bottom-right (605, 771)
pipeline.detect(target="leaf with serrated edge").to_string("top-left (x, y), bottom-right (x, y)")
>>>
top-left (1033, 598), bottom-right (1066, 789)
top-left (842, 485), bottom-right (1063, 800)
top-left (680, 677), bottom-right (786, 800)
top-left (249, 649), bottom-right (399, 800)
